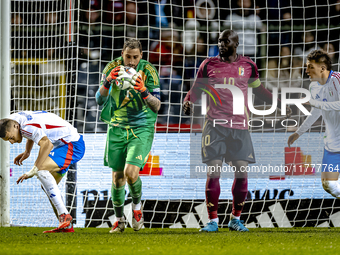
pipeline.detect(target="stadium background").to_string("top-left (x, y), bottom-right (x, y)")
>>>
top-left (3, 0), bottom-right (340, 229)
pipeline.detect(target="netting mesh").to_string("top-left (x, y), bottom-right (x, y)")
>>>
top-left (8, 0), bottom-right (340, 228)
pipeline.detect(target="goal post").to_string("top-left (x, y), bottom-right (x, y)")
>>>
top-left (0, 0), bottom-right (11, 227)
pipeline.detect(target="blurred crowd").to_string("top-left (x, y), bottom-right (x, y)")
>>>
top-left (10, 0), bottom-right (340, 131)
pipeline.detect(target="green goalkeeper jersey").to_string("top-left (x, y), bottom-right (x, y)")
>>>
top-left (99, 57), bottom-right (160, 129)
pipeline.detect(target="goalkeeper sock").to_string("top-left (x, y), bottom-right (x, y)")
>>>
top-left (37, 170), bottom-right (68, 216)
top-left (128, 177), bottom-right (142, 205)
top-left (232, 177), bottom-right (248, 217)
top-left (111, 183), bottom-right (125, 218)
top-left (205, 177), bottom-right (220, 220)
top-left (132, 202), bottom-right (141, 211)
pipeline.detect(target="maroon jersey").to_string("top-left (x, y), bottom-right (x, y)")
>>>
top-left (184, 55), bottom-right (261, 130)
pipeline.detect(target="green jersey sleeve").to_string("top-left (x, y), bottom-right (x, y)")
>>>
top-left (139, 62), bottom-right (160, 100)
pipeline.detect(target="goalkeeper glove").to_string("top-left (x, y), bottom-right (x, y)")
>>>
top-left (132, 75), bottom-right (150, 99)
top-left (103, 65), bottom-right (124, 90)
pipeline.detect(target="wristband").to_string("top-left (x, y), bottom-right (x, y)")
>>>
top-left (25, 166), bottom-right (39, 178)
top-left (103, 79), bottom-right (111, 90)
top-left (141, 88), bottom-right (150, 99)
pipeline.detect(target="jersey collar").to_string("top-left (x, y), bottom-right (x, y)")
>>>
top-left (218, 54), bottom-right (240, 62)
top-left (326, 70), bottom-right (333, 84)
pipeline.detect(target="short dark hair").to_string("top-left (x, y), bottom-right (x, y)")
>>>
top-left (123, 38), bottom-right (142, 52)
top-left (0, 119), bottom-right (15, 138)
top-left (307, 50), bottom-right (332, 71)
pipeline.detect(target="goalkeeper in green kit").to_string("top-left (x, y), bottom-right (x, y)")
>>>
top-left (95, 38), bottom-right (161, 233)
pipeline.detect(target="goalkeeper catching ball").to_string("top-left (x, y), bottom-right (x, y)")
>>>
top-left (95, 38), bottom-right (161, 233)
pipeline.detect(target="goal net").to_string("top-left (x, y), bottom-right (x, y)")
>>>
top-left (7, 0), bottom-right (340, 228)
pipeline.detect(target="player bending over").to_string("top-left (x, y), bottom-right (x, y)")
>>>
top-left (0, 111), bottom-right (85, 233)
top-left (288, 50), bottom-right (340, 200)
top-left (183, 29), bottom-right (291, 232)
top-left (96, 38), bottom-right (161, 233)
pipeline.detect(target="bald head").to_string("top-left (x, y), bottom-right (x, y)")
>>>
top-left (220, 30), bottom-right (239, 44)
top-left (218, 29), bottom-right (239, 59)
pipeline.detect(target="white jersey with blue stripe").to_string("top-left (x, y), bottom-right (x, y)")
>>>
top-left (297, 71), bottom-right (340, 152)
top-left (9, 111), bottom-right (80, 149)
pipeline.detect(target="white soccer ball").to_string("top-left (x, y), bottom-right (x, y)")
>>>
top-left (115, 66), bottom-right (139, 90)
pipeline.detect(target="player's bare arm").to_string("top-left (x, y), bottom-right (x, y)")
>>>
top-left (144, 94), bottom-right (161, 113)
top-left (132, 74), bottom-right (160, 113)
top-left (288, 133), bottom-right (300, 148)
top-left (277, 106), bottom-right (293, 119)
top-left (14, 139), bottom-right (34, 166)
top-left (16, 136), bottom-right (53, 183)
top-left (285, 106), bottom-right (293, 118)
top-left (99, 85), bottom-right (110, 97)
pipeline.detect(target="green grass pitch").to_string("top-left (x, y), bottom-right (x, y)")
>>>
top-left (0, 227), bottom-right (339, 255)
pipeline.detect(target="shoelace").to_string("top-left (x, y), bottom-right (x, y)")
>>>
top-left (59, 214), bottom-right (66, 223)
top-left (232, 220), bottom-right (246, 230)
top-left (60, 214), bottom-right (71, 223)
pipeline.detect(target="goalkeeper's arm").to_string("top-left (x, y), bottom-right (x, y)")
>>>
top-left (132, 75), bottom-right (161, 113)
top-left (96, 87), bottom-right (109, 106)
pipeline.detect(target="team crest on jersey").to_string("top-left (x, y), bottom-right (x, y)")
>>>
top-left (329, 89), bottom-right (334, 96)
top-left (238, 67), bottom-right (244, 76)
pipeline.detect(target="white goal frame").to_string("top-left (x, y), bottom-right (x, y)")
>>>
top-left (0, 0), bottom-right (11, 227)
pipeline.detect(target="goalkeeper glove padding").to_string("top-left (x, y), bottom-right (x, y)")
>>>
top-left (103, 65), bottom-right (124, 90)
top-left (132, 75), bottom-right (150, 99)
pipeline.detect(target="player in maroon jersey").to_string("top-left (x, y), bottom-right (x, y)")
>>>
top-left (183, 29), bottom-right (291, 232)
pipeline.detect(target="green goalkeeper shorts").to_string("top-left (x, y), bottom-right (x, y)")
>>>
top-left (104, 125), bottom-right (155, 171)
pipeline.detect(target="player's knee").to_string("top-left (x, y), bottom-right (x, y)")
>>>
top-left (124, 164), bottom-right (139, 179)
top-left (112, 172), bottom-right (126, 186)
top-left (207, 171), bottom-right (220, 179)
top-left (235, 171), bottom-right (247, 179)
